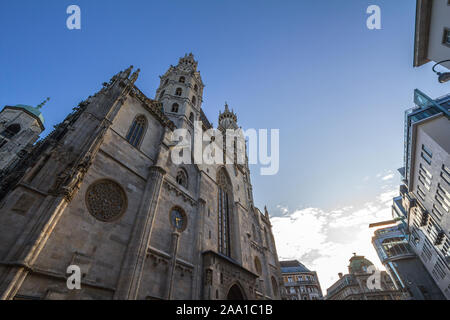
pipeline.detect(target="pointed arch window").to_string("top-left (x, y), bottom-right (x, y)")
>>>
top-left (1, 123), bottom-right (21, 139)
top-left (179, 76), bottom-right (185, 83)
top-left (176, 169), bottom-right (188, 188)
top-left (194, 84), bottom-right (198, 92)
top-left (126, 115), bottom-right (147, 147)
top-left (175, 88), bottom-right (183, 96)
top-left (217, 168), bottom-right (232, 257)
top-left (171, 103), bottom-right (179, 113)
top-left (192, 96), bottom-right (197, 106)
top-left (189, 112), bottom-right (194, 123)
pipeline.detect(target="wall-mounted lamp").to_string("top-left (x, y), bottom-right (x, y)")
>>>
top-left (432, 60), bottom-right (450, 83)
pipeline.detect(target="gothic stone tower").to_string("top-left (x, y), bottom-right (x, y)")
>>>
top-left (156, 53), bottom-right (204, 130)
top-left (0, 55), bottom-right (282, 300)
top-left (0, 103), bottom-right (45, 172)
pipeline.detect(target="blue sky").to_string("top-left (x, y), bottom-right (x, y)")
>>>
top-left (1, 0), bottom-right (449, 289)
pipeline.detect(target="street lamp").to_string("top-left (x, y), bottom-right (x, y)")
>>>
top-left (432, 60), bottom-right (450, 83)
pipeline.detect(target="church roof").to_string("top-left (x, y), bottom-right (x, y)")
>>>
top-left (14, 104), bottom-right (45, 124)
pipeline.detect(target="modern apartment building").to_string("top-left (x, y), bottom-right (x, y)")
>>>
top-left (325, 254), bottom-right (403, 300)
top-left (280, 260), bottom-right (323, 300)
top-left (371, 196), bottom-right (445, 299)
top-left (399, 89), bottom-right (450, 299)
top-left (414, 0), bottom-right (450, 69)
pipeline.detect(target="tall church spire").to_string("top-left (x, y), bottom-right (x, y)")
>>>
top-left (155, 54), bottom-right (204, 129)
top-left (218, 102), bottom-right (238, 131)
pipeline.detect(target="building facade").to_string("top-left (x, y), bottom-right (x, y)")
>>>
top-left (372, 196), bottom-right (445, 299)
top-left (414, 0), bottom-right (450, 69)
top-left (280, 260), bottom-right (323, 300)
top-left (0, 54), bottom-right (283, 300)
top-left (325, 254), bottom-right (403, 300)
top-left (399, 89), bottom-right (450, 299)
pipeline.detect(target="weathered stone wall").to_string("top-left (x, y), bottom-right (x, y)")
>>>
top-left (0, 61), bottom-right (283, 300)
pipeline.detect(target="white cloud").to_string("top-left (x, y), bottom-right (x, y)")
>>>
top-left (271, 187), bottom-right (397, 293)
top-left (381, 174), bottom-right (395, 181)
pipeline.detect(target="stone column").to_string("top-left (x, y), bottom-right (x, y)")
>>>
top-left (192, 198), bottom-right (206, 299)
top-left (114, 166), bottom-right (166, 300)
top-left (165, 231), bottom-right (180, 300)
top-left (0, 195), bottom-right (69, 300)
top-left (232, 202), bottom-right (243, 264)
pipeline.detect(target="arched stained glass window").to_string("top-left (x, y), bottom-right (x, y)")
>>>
top-left (217, 168), bottom-right (232, 257)
top-left (126, 115), bottom-right (147, 148)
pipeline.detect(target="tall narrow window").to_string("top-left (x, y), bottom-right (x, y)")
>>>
top-left (217, 168), bottom-right (232, 257)
top-left (189, 112), bottom-right (194, 123)
top-left (171, 103), bottom-right (179, 113)
top-left (179, 76), bottom-right (185, 83)
top-left (192, 96), bottom-right (197, 106)
top-left (126, 115), bottom-right (147, 147)
top-left (159, 90), bottom-right (165, 100)
top-left (175, 88), bottom-right (182, 96)
top-left (176, 169), bottom-right (188, 188)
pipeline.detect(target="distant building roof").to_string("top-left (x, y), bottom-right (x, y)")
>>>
top-left (280, 260), bottom-right (311, 273)
top-left (348, 254), bottom-right (374, 274)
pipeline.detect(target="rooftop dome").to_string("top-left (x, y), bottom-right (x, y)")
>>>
top-left (348, 254), bottom-right (374, 274)
top-left (14, 104), bottom-right (45, 125)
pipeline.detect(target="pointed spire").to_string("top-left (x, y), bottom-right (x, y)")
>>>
top-left (224, 101), bottom-right (229, 111)
top-left (130, 68), bottom-right (140, 83)
top-left (123, 65), bottom-right (134, 78)
top-left (37, 97), bottom-right (50, 110)
top-left (264, 206), bottom-right (269, 218)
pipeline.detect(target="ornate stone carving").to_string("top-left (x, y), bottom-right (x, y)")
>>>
top-left (163, 180), bottom-right (197, 207)
top-left (85, 179), bottom-right (127, 222)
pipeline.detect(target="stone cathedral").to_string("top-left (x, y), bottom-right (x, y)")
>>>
top-left (0, 54), bottom-right (282, 300)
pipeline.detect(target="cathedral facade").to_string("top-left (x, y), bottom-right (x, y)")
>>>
top-left (0, 54), bottom-right (282, 300)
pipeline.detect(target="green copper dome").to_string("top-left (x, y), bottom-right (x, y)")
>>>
top-left (348, 255), bottom-right (374, 274)
top-left (14, 104), bottom-right (45, 125)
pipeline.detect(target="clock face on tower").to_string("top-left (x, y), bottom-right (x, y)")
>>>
top-left (170, 208), bottom-right (186, 232)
